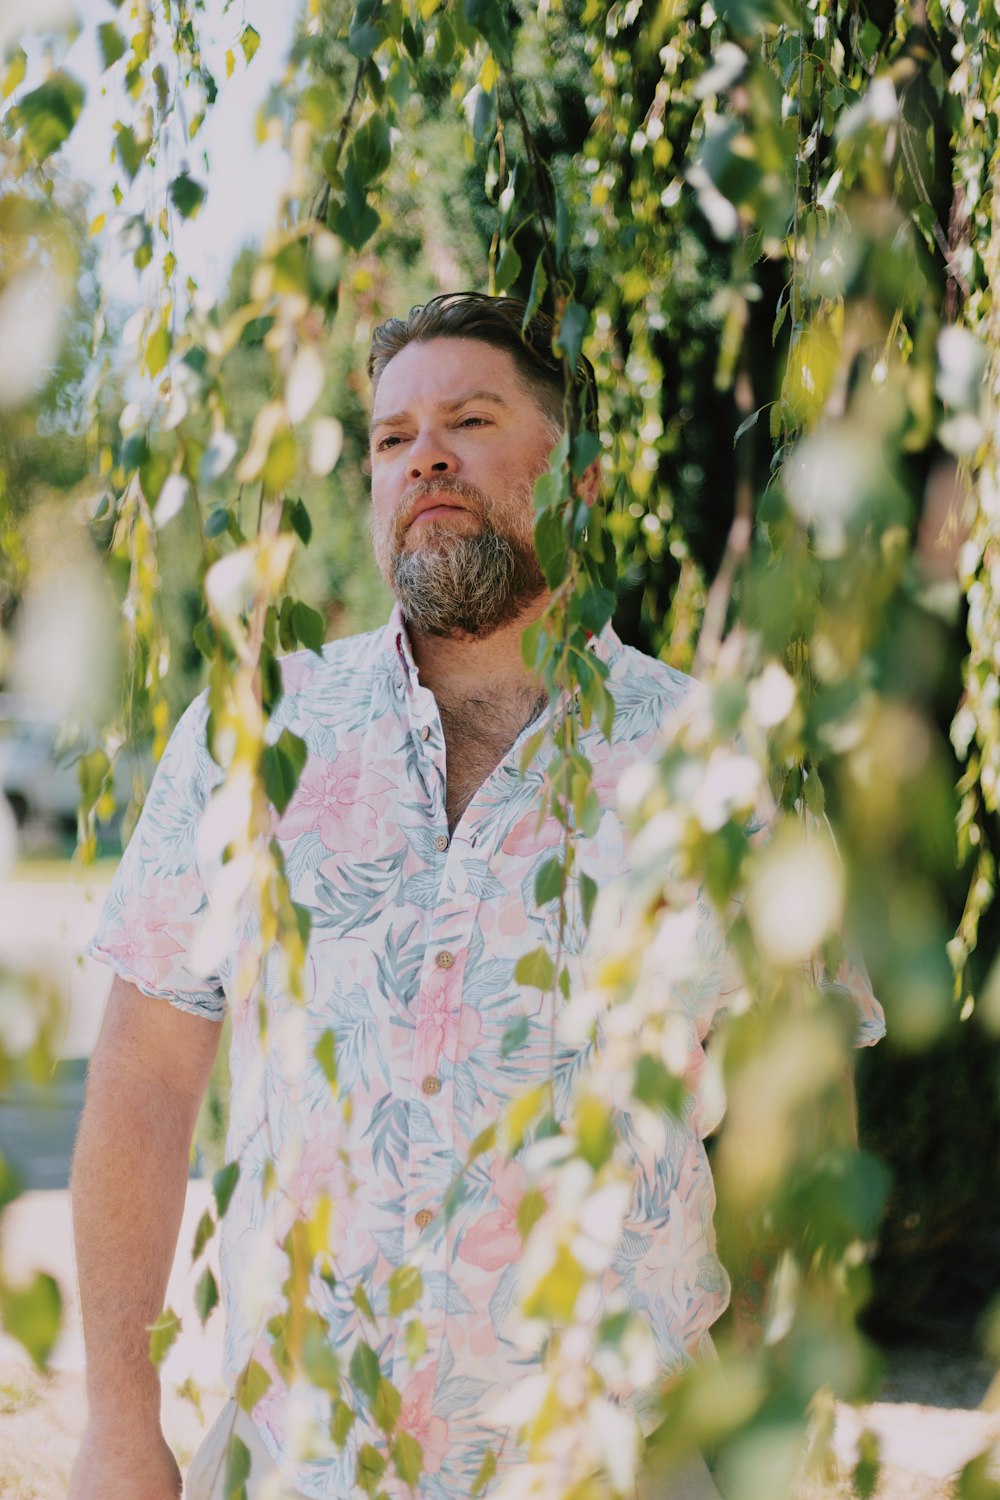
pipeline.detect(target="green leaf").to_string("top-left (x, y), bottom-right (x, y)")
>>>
top-left (405, 1318), bottom-right (426, 1365)
top-left (262, 430), bottom-right (297, 495)
top-left (555, 300), bottom-right (589, 364)
top-left (97, 22), bottom-right (127, 69)
top-left (500, 1015), bottom-right (529, 1059)
top-left (213, 1161), bottom-right (240, 1217)
top-left (515, 946), bottom-right (555, 990)
top-left (534, 856), bottom-right (564, 905)
top-left (392, 1431), bottom-right (424, 1486)
top-left (235, 1358), bottom-right (272, 1414)
top-left (348, 19), bottom-right (382, 59)
top-left (144, 323), bottom-right (171, 378)
top-left (351, 114), bottom-right (392, 186)
top-left (471, 1448), bottom-right (498, 1497)
top-left (373, 1375), bottom-right (401, 1432)
top-left (580, 872), bottom-right (598, 926)
top-left (350, 1340), bottom-right (382, 1403)
top-left (291, 601), bottom-right (326, 655)
top-left (733, 406), bottom-right (762, 447)
top-left (262, 729), bottom-right (308, 814)
top-left (357, 1443), bottom-right (387, 1496)
top-left (303, 1323), bottom-right (342, 1393)
top-left (314, 1029), bottom-right (338, 1089)
top-left (516, 1186), bottom-right (546, 1239)
top-left (116, 126), bottom-right (147, 181)
top-left (78, 748), bottom-right (110, 810)
top-left (534, 508), bottom-right (569, 589)
top-left (0, 1273), bottom-right (61, 1367)
top-left (148, 1306), bottom-right (181, 1367)
top-left (331, 1399), bottom-right (356, 1446)
top-left (522, 254), bottom-right (548, 331)
top-left (17, 72), bottom-right (85, 162)
top-left (294, 901), bottom-right (312, 947)
top-left (169, 173), bottom-right (206, 220)
top-left (239, 24), bottom-right (260, 63)
top-left (463, 0), bottom-right (512, 65)
top-left (523, 1244), bottom-right (586, 1321)
top-left (503, 1086), bottom-right (551, 1152)
top-left (195, 1267), bottom-right (219, 1326)
top-left (225, 1433), bottom-right (251, 1500)
top-left (331, 160), bottom-right (381, 250)
top-left (0, 1152), bottom-right (24, 1213)
top-left (633, 1054), bottom-right (686, 1115)
top-left (387, 1266), bottom-right (423, 1316)
top-left (286, 497), bottom-right (313, 544)
top-left (570, 430), bottom-right (601, 476)
top-left (576, 1094), bottom-right (615, 1169)
top-left (192, 618), bottom-right (216, 660)
top-left (468, 1123), bottom-right (496, 1158)
top-left (205, 508), bottom-right (229, 539)
top-left (1, 49), bottom-right (27, 101)
top-left (494, 240), bottom-right (522, 293)
top-left (352, 1282), bottom-right (376, 1324)
top-left (853, 1429), bottom-right (880, 1500)
top-left (191, 1209), bottom-right (215, 1261)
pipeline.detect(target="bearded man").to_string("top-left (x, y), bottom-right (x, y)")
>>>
top-left (68, 293), bottom-right (884, 1500)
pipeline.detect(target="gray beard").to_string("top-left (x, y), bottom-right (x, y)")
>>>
top-left (390, 525), bottom-right (546, 638)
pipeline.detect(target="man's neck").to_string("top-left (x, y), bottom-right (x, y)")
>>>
top-left (406, 595), bottom-right (550, 711)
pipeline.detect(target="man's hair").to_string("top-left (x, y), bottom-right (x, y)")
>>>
top-left (368, 292), bottom-right (598, 433)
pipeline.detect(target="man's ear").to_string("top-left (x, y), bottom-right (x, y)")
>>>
top-left (578, 458), bottom-right (601, 508)
top-left (361, 454), bottom-right (373, 478)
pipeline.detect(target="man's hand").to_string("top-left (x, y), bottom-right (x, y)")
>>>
top-left (68, 1419), bottom-right (182, 1500)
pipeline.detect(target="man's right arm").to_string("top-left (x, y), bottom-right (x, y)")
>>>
top-left (68, 974), bottom-right (222, 1500)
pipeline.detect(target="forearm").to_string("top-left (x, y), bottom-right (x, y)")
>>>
top-left (71, 1060), bottom-right (200, 1432)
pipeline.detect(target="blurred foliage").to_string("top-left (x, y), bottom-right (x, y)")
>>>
top-left (0, 1), bottom-right (998, 1498)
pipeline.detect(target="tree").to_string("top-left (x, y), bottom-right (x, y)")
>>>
top-left (1, 1), bottom-right (998, 1496)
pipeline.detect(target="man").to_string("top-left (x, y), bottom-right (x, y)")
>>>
top-left (68, 293), bottom-right (884, 1500)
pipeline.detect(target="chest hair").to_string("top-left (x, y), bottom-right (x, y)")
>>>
top-left (437, 688), bottom-right (547, 831)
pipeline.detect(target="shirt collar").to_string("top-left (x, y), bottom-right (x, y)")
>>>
top-left (379, 601), bottom-right (624, 682)
top-left (381, 601), bottom-right (419, 681)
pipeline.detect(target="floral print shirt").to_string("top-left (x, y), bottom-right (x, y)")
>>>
top-left (88, 606), bottom-right (885, 1499)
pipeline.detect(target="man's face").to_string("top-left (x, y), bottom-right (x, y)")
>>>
top-left (368, 336), bottom-right (560, 637)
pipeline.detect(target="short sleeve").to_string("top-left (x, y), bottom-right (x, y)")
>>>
top-left (87, 693), bottom-right (226, 1020)
top-left (821, 951), bottom-right (885, 1048)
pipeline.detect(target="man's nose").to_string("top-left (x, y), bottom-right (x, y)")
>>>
top-left (407, 429), bottom-right (456, 482)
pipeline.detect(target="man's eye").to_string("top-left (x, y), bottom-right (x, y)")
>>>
top-left (458, 416), bottom-right (488, 428)
top-left (376, 434), bottom-right (405, 451)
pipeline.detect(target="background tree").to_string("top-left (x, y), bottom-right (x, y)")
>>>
top-left (1, 0), bottom-right (999, 1496)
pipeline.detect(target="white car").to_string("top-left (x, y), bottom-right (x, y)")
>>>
top-left (0, 694), bottom-right (150, 832)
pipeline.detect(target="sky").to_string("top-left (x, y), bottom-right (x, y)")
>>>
top-left (17, 0), bottom-right (297, 303)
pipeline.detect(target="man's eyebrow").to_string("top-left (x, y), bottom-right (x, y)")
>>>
top-left (369, 390), bottom-right (509, 435)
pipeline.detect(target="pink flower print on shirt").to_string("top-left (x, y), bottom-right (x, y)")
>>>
top-left (501, 758), bottom-right (623, 857)
top-left (280, 653), bottom-right (316, 695)
top-left (277, 750), bottom-right (392, 853)
top-left (285, 1131), bottom-right (350, 1216)
top-left (105, 875), bottom-right (193, 989)
top-left (501, 809), bottom-right (563, 858)
top-left (413, 951), bottom-right (481, 1074)
top-left (398, 1366), bottom-right (449, 1475)
top-left (457, 1159), bottom-right (529, 1273)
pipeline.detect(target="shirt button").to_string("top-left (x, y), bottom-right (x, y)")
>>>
top-left (415, 1208), bottom-right (434, 1230)
top-left (421, 725), bottom-right (431, 741)
top-left (421, 1075), bottom-right (442, 1096)
top-left (435, 950), bottom-right (455, 970)
top-left (434, 834), bottom-right (449, 852)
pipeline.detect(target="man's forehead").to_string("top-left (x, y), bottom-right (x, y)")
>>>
top-left (371, 336), bottom-right (521, 417)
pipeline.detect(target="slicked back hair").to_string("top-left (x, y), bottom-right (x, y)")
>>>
top-left (367, 292), bottom-right (598, 434)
